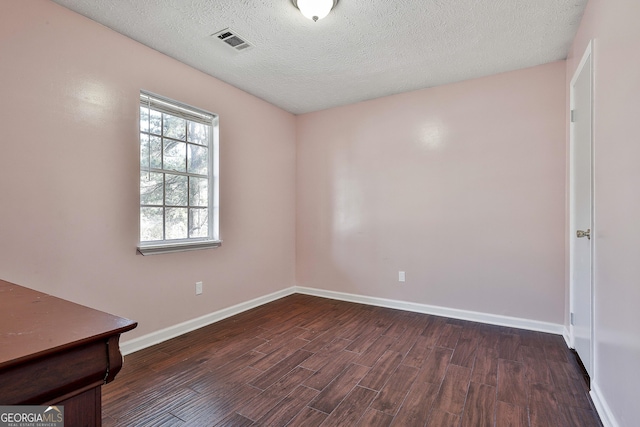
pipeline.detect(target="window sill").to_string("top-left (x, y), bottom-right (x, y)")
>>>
top-left (137, 240), bottom-right (222, 256)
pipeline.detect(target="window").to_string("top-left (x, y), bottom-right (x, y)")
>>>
top-left (137, 91), bottom-right (220, 255)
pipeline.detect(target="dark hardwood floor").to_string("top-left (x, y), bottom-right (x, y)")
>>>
top-left (102, 294), bottom-right (602, 426)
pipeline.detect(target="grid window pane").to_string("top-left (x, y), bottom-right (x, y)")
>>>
top-left (164, 140), bottom-right (186, 172)
top-left (140, 134), bottom-right (162, 169)
top-left (140, 107), bottom-right (149, 132)
top-left (189, 177), bottom-right (208, 207)
top-left (140, 172), bottom-right (164, 205)
top-left (140, 133), bottom-right (149, 168)
top-left (163, 113), bottom-right (186, 141)
top-left (140, 207), bottom-right (163, 241)
top-left (165, 174), bottom-right (188, 206)
top-left (149, 110), bottom-right (162, 135)
top-left (189, 208), bottom-right (208, 238)
top-left (166, 208), bottom-right (188, 239)
top-left (187, 144), bottom-right (208, 175)
top-left (188, 122), bottom-right (209, 146)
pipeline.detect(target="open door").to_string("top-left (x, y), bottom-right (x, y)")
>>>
top-left (569, 41), bottom-right (594, 379)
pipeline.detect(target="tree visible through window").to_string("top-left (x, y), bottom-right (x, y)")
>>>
top-left (138, 92), bottom-right (220, 255)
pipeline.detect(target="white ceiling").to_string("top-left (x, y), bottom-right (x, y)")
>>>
top-left (51, 0), bottom-right (588, 114)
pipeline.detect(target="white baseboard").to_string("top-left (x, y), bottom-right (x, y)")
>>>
top-left (295, 286), bottom-right (564, 335)
top-left (563, 327), bottom-right (572, 348)
top-left (590, 382), bottom-right (620, 427)
top-left (121, 285), bottom-right (565, 356)
top-left (120, 287), bottom-right (296, 355)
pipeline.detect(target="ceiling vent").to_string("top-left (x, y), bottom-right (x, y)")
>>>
top-left (211, 28), bottom-right (253, 52)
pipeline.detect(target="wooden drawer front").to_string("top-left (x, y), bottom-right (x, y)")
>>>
top-left (0, 340), bottom-right (107, 404)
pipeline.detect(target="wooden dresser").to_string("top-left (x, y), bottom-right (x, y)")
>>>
top-left (0, 279), bottom-right (137, 426)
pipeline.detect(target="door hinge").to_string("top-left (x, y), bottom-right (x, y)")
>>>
top-left (570, 109), bottom-right (576, 123)
top-left (570, 312), bottom-right (575, 325)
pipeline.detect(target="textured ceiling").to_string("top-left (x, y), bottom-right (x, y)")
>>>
top-left (51, 0), bottom-right (588, 114)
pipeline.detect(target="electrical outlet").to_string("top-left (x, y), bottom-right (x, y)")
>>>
top-left (399, 271), bottom-right (406, 282)
top-left (195, 281), bottom-right (203, 295)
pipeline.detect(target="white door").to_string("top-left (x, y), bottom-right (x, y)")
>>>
top-left (570, 42), bottom-right (593, 379)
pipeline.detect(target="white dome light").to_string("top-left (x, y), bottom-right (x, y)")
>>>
top-left (293, 0), bottom-right (339, 22)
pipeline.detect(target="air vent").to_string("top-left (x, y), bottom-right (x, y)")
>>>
top-left (211, 28), bottom-right (253, 52)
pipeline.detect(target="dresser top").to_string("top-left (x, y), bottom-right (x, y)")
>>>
top-left (0, 279), bottom-right (137, 369)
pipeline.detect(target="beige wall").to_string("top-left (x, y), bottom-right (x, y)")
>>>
top-left (296, 61), bottom-right (567, 324)
top-left (0, 1), bottom-right (297, 340)
top-left (567, 0), bottom-right (640, 425)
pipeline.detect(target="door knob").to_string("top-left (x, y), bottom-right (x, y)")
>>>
top-left (576, 229), bottom-right (591, 240)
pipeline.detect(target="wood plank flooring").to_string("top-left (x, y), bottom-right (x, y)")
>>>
top-left (103, 294), bottom-right (602, 426)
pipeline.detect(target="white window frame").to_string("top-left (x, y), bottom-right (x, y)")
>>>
top-left (137, 91), bottom-right (221, 255)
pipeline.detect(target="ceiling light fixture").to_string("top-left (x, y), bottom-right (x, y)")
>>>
top-left (292, 0), bottom-right (339, 22)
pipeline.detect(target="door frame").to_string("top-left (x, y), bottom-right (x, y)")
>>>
top-left (569, 40), bottom-right (594, 377)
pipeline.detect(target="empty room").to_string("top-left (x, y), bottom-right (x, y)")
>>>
top-left (0, 0), bottom-right (637, 426)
